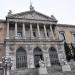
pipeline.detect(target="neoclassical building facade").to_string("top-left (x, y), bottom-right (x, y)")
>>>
top-left (0, 5), bottom-right (75, 73)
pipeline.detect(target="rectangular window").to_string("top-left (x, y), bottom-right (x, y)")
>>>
top-left (17, 32), bottom-right (22, 38)
top-left (59, 31), bottom-right (65, 41)
top-left (33, 31), bottom-right (36, 37)
top-left (72, 33), bottom-right (75, 42)
top-left (47, 32), bottom-right (49, 37)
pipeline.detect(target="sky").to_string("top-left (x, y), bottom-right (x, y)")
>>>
top-left (0, 0), bottom-right (75, 25)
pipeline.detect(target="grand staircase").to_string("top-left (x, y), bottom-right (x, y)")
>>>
top-left (10, 68), bottom-right (39, 75)
top-left (10, 65), bottom-right (62, 75)
top-left (63, 64), bottom-right (75, 75)
top-left (10, 65), bottom-right (75, 75)
top-left (47, 65), bottom-right (63, 75)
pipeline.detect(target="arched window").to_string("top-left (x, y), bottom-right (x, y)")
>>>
top-left (16, 47), bottom-right (27, 69)
top-left (49, 47), bottom-right (60, 65)
top-left (33, 47), bottom-right (43, 68)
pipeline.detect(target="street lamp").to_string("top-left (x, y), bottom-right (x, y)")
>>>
top-left (2, 56), bottom-right (12, 75)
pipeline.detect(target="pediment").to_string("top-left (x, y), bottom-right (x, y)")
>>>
top-left (7, 11), bottom-right (57, 22)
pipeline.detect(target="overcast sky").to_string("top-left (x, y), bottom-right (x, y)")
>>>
top-left (0, 0), bottom-right (75, 25)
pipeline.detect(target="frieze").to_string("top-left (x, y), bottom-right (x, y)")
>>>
top-left (8, 18), bottom-right (56, 25)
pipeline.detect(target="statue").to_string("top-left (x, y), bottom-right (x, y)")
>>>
top-left (39, 59), bottom-right (48, 74)
top-left (39, 59), bottom-right (45, 67)
top-left (8, 10), bottom-right (12, 16)
top-left (61, 59), bottom-right (71, 72)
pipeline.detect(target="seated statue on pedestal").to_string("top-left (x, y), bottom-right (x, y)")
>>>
top-left (39, 59), bottom-right (45, 67)
top-left (39, 59), bottom-right (48, 74)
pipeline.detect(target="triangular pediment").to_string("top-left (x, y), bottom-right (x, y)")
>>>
top-left (7, 10), bottom-right (57, 22)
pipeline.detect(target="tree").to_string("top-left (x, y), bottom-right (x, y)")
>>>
top-left (64, 42), bottom-right (71, 61)
top-left (71, 43), bottom-right (75, 61)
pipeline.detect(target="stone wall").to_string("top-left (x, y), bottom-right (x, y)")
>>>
top-left (56, 25), bottom-right (75, 43)
top-left (0, 21), bottom-right (6, 61)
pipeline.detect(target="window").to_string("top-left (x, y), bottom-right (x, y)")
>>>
top-left (72, 33), bottom-right (75, 42)
top-left (49, 47), bottom-right (60, 65)
top-left (17, 32), bottom-right (22, 38)
top-left (33, 31), bottom-right (36, 37)
top-left (59, 31), bottom-right (65, 41)
top-left (16, 47), bottom-right (27, 68)
top-left (47, 32), bottom-right (49, 37)
top-left (34, 47), bottom-right (43, 68)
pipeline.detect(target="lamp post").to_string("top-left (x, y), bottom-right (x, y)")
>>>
top-left (2, 56), bottom-right (12, 75)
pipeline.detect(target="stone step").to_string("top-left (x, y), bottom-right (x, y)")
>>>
top-left (10, 65), bottom-right (75, 75)
top-left (10, 68), bottom-right (39, 75)
top-left (47, 65), bottom-right (62, 73)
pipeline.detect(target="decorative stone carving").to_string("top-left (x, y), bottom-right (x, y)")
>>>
top-left (43, 44), bottom-right (47, 50)
top-left (39, 59), bottom-right (45, 67)
top-left (39, 59), bottom-right (48, 74)
top-left (27, 45), bottom-right (32, 50)
top-left (10, 45), bottom-right (15, 51)
top-left (57, 44), bottom-right (61, 50)
top-left (9, 52), bottom-right (15, 55)
top-left (45, 56), bottom-right (49, 64)
top-left (29, 57), bottom-right (34, 68)
top-left (9, 11), bottom-right (52, 21)
top-left (62, 59), bottom-right (71, 72)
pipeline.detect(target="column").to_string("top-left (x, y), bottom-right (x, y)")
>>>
top-left (6, 22), bottom-right (9, 39)
top-left (6, 45), bottom-right (10, 57)
top-left (15, 22), bottom-right (17, 39)
top-left (37, 24), bottom-right (41, 39)
top-left (44, 25), bottom-right (48, 38)
top-left (7, 68), bottom-right (10, 75)
top-left (50, 25), bottom-right (55, 40)
top-left (22, 23), bottom-right (26, 39)
top-left (30, 23), bottom-right (33, 39)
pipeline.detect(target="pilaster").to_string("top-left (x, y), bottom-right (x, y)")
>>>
top-left (6, 22), bottom-right (9, 39)
top-left (43, 46), bottom-right (51, 67)
top-left (22, 23), bottom-right (26, 39)
top-left (27, 46), bottom-right (34, 68)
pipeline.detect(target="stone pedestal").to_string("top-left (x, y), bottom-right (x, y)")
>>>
top-left (62, 60), bottom-right (71, 72)
top-left (39, 59), bottom-right (48, 74)
top-left (39, 67), bottom-right (48, 74)
top-left (7, 69), bottom-right (10, 75)
top-left (62, 65), bottom-right (71, 72)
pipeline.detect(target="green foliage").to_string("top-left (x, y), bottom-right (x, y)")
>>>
top-left (71, 43), bottom-right (75, 61)
top-left (64, 42), bottom-right (71, 61)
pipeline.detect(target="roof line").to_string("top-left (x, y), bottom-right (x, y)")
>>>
top-left (57, 23), bottom-right (75, 27)
top-left (6, 10), bottom-right (57, 22)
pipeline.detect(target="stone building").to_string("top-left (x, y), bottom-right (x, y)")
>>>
top-left (0, 5), bottom-right (75, 74)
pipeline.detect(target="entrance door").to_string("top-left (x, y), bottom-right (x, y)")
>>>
top-left (0, 68), bottom-right (3, 75)
top-left (49, 47), bottom-right (60, 65)
top-left (34, 47), bottom-right (43, 68)
top-left (16, 47), bottom-right (27, 69)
